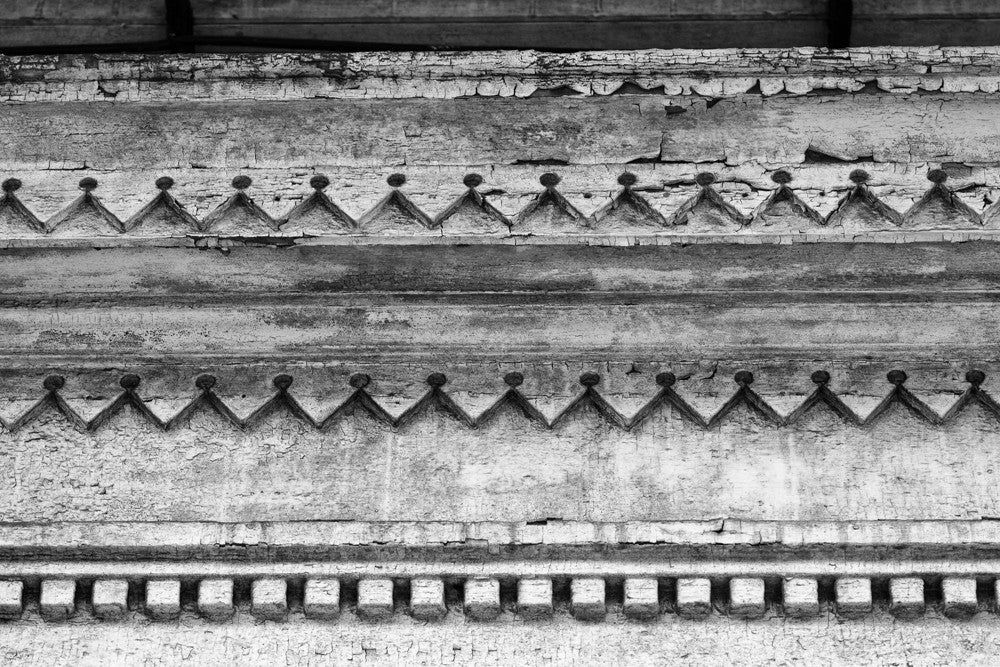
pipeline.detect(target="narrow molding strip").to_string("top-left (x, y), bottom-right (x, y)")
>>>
top-left (2, 519), bottom-right (1000, 551)
top-left (0, 169), bottom-right (994, 242)
top-left (7, 558), bottom-right (1000, 580)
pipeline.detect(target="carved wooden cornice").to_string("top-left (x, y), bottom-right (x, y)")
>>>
top-left (3, 48), bottom-right (1000, 659)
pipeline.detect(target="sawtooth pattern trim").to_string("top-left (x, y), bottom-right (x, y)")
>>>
top-left (2, 169), bottom-right (998, 239)
top-left (10, 369), bottom-right (997, 433)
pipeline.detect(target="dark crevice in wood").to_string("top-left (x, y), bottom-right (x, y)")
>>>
top-left (826, 0), bottom-right (854, 49)
top-left (164, 0), bottom-right (195, 53)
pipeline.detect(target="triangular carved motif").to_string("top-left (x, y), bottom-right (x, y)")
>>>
top-left (434, 174), bottom-right (508, 235)
top-left (669, 173), bottom-right (746, 232)
top-left (124, 177), bottom-right (200, 236)
top-left (46, 178), bottom-right (124, 237)
top-left (629, 372), bottom-right (706, 429)
top-left (320, 379), bottom-right (396, 430)
top-left (0, 178), bottom-right (45, 236)
top-left (901, 170), bottom-right (981, 230)
top-left (784, 371), bottom-right (861, 425)
top-left (590, 173), bottom-right (667, 233)
top-left (357, 174), bottom-right (437, 235)
top-left (279, 174), bottom-right (356, 235)
top-left (395, 374), bottom-right (474, 428)
top-left (200, 176), bottom-right (277, 236)
top-left (825, 170), bottom-right (902, 232)
top-left (707, 372), bottom-right (783, 428)
top-left (864, 370), bottom-right (941, 425)
top-left (749, 171), bottom-right (824, 233)
top-left (513, 173), bottom-right (585, 235)
top-left (550, 373), bottom-right (629, 429)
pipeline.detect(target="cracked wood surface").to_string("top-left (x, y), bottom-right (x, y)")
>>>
top-left (7, 49), bottom-right (1000, 102)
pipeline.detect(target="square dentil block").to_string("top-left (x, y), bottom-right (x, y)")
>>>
top-left (782, 578), bottom-right (819, 619)
top-left (357, 579), bottom-right (394, 620)
top-left (92, 579), bottom-right (129, 620)
top-left (146, 580), bottom-right (181, 620)
top-left (729, 578), bottom-right (765, 619)
top-left (623, 578), bottom-right (659, 620)
top-left (464, 578), bottom-right (500, 621)
top-left (889, 578), bottom-right (925, 620)
top-left (835, 578), bottom-right (872, 619)
top-left (0, 580), bottom-right (23, 620)
top-left (570, 578), bottom-right (606, 621)
top-left (517, 578), bottom-right (553, 619)
top-left (676, 578), bottom-right (712, 619)
top-left (40, 579), bottom-right (75, 621)
top-left (304, 579), bottom-right (340, 620)
top-left (198, 579), bottom-right (234, 621)
top-left (252, 578), bottom-right (288, 621)
top-left (942, 577), bottom-right (978, 620)
top-left (410, 578), bottom-right (446, 621)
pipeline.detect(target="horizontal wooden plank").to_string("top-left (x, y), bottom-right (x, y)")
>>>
top-left (660, 94), bottom-right (1000, 166)
top-left (0, 0), bottom-right (164, 48)
top-left (191, 0), bottom-right (825, 21)
top-left (3, 243), bottom-right (1000, 299)
top-left (3, 518), bottom-right (1000, 556)
top-left (4, 2), bottom-right (1000, 51)
top-left (854, 0), bottom-right (1000, 18)
top-left (853, 19), bottom-right (1000, 47)
top-left (192, 19), bottom-right (827, 50)
top-left (3, 0), bottom-right (164, 21)
top-left (0, 297), bottom-right (997, 362)
top-left (188, 0), bottom-right (827, 52)
top-left (2, 94), bottom-right (998, 175)
top-left (0, 97), bottom-right (665, 169)
top-left (0, 25), bottom-right (166, 49)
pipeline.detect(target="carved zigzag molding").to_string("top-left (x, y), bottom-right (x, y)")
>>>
top-left (8, 369), bottom-right (997, 434)
top-left (1, 169), bottom-right (997, 240)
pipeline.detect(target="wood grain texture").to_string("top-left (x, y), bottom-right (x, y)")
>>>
top-left (158, 0), bottom-right (824, 50)
top-left (0, 1), bottom-right (165, 48)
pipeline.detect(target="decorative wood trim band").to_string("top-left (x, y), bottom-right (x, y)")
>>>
top-left (5, 49), bottom-right (1000, 102)
top-left (1, 169), bottom-right (997, 242)
top-left (2, 520), bottom-right (999, 552)
top-left (8, 369), bottom-right (996, 433)
top-left (0, 568), bottom-right (993, 623)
